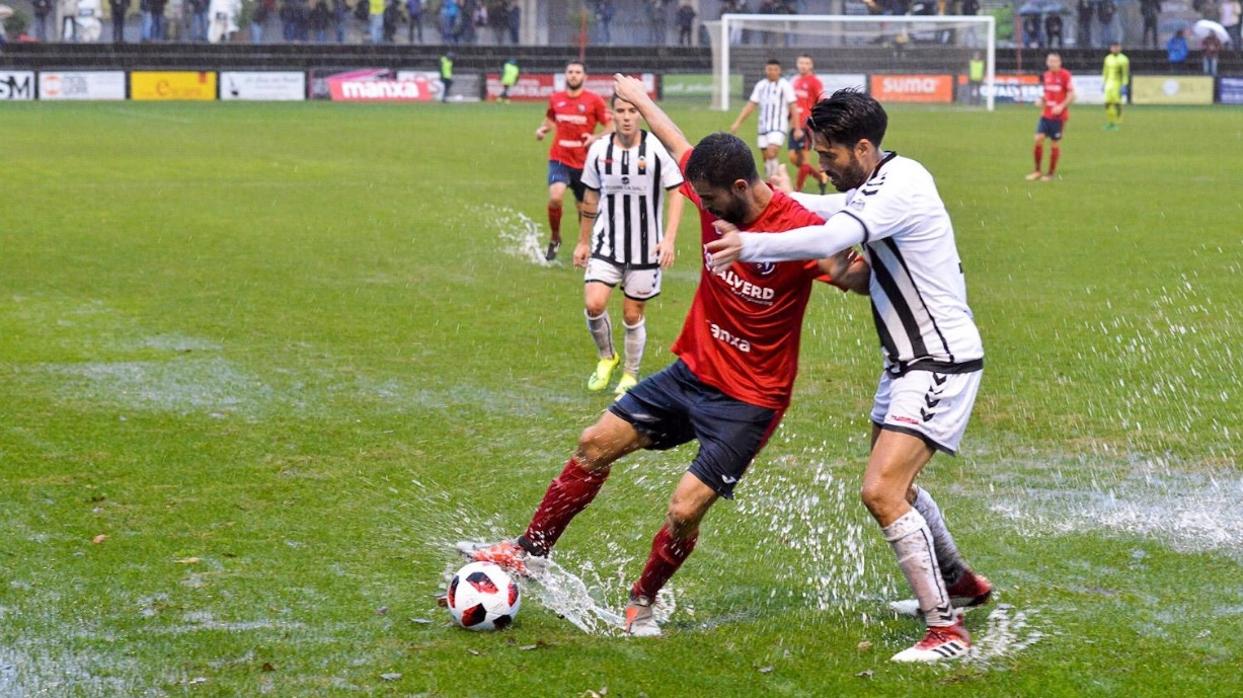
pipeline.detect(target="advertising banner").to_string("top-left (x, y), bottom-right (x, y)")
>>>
top-left (662, 73), bottom-right (743, 100)
top-left (1131, 75), bottom-right (1214, 105)
top-left (818, 73), bottom-right (868, 95)
top-left (556, 73), bottom-right (658, 100)
top-left (219, 72), bottom-right (306, 101)
top-left (1071, 75), bottom-right (1106, 104)
top-left (484, 73), bottom-right (659, 102)
top-left (38, 71), bottom-right (126, 100)
top-left (328, 71), bottom-right (435, 102)
top-left (0, 71), bottom-right (37, 100)
top-left (1219, 76), bottom-right (1243, 105)
top-left (974, 73), bottom-right (1042, 104)
top-left (869, 74), bottom-right (953, 103)
top-left (130, 71), bottom-right (218, 101)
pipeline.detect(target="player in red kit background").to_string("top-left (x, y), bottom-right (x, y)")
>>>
top-left (790, 54), bottom-right (830, 194)
top-left (537, 61), bottom-right (613, 260)
top-left (462, 73), bottom-right (862, 637)
top-left (1027, 52), bottom-right (1074, 182)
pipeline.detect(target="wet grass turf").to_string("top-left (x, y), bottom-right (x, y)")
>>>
top-left (1, 100), bottom-right (1240, 695)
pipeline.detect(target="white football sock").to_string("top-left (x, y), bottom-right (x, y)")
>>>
top-left (912, 487), bottom-right (966, 584)
top-left (764, 158), bottom-right (779, 179)
top-left (622, 318), bottom-right (645, 376)
top-left (883, 508), bottom-right (955, 628)
top-left (585, 310), bottom-right (615, 359)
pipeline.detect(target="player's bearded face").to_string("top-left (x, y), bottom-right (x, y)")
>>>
top-left (566, 69), bottom-right (585, 90)
top-left (814, 136), bottom-right (868, 192)
top-left (695, 181), bottom-right (750, 225)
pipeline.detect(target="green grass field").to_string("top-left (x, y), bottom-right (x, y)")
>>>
top-left (1, 100), bottom-right (1240, 696)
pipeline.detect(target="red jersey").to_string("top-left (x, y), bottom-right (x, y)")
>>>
top-left (791, 73), bottom-right (824, 127)
top-left (1041, 69), bottom-right (1073, 121)
top-left (545, 90), bottom-right (610, 169)
top-left (671, 150), bottom-right (826, 410)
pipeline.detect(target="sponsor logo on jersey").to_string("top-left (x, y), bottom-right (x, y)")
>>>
top-left (709, 322), bottom-right (752, 353)
top-left (555, 113), bottom-right (589, 124)
top-left (751, 262), bottom-right (776, 277)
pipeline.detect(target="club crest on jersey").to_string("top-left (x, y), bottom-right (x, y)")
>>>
top-left (577, 104), bottom-right (586, 113)
top-left (751, 262), bottom-right (777, 276)
top-left (637, 157), bottom-right (647, 174)
top-left (621, 176), bottom-right (630, 185)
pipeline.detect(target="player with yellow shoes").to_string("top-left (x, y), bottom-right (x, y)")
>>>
top-left (1102, 42), bottom-right (1130, 131)
top-left (573, 94), bottom-right (686, 397)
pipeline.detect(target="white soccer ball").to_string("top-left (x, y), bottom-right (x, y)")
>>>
top-left (447, 561), bottom-right (521, 631)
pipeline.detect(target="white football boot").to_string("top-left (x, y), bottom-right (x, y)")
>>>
top-left (623, 594), bottom-right (661, 637)
top-left (890, 612), bottom-right (971, 663)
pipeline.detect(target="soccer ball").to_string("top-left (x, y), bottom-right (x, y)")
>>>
top-left (446, 561), bottom-right (520, 631)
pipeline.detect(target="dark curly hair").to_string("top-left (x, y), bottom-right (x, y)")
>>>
top-left (684, 132), bottom-right (758, 189)
top-left (807, 88), bottom-right (888, 149)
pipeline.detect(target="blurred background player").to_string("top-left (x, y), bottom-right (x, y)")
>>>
top-left (1102, 42), bottom-right (1130, 131)
top-left (466, 74), bottom-right (856, 638)
top-left (790, 54), bottom-right (830, 194)
top-left (729, 59), bottom-right (801, 182)
top-left (535, 62), bottom-right (613, 261)
top-left (499, 58), bottom-right (520, 103)
top-left (1027, 52), bottom-right (1074, 182)
top-left (574, 95), bottom-right (685, 397)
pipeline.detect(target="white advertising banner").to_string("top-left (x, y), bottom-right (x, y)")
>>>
top-left (219, 71), bottom-right (307, 101)
top-left (1071, 75), bottom-right (1106, 105)
top-left (0, 71), bottom-right (37, 100)
top-left (39, 71), bottom-right (126, 100)
top-left (818, 73), bottom-right (869, 94)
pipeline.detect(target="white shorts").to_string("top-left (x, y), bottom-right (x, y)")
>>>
top-left (585, 258), bottom-right (662, 301)
top-left (757, 131), bottom-right (787, 150)
top-left (870, 369), bottom-right (982, 455)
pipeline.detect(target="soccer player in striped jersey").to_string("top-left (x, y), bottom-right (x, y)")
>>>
top-left (729, 59), bottom-right (801, 182)
top-left (574, 94), bottom-right (686, 396)
top-left (790, 54), bottom-right (830, 194)
top-left (708, 89), bottom-right (993, 663)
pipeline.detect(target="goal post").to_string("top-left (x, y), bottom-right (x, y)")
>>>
top-left (705, 14), bottom-right (996, 112)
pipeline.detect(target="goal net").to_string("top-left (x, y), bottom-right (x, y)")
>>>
top-left (704, 14), bottom-right (997, 112)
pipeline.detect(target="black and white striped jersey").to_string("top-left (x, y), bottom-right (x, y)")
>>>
top-left (847, 153), bottom-right (984, 374)
top-left (580, 130), bottom-right (684, 269)
top-left (748, 77), bottom-right (796, 135)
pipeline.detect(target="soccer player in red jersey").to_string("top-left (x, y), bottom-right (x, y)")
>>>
top-left (1027, 52), bottom-right (1075, 182)
top-left (790, 54), bottom-right (831, 194)
top-left (536, 61), bottom-right (613, 260)
top-left (464, 74), bottom-right (861, 637)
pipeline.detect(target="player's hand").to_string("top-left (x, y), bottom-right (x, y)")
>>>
top-left (582, 132), bottom-right (599, 147)
top-left (656, 238), bottom-right (676, 269)
top-left (729, 123), bottom-right (740, 134)
top-left (705, 222), bottom-right (743, 271)
top-left (535, 126), bottom-right (549, 140)
top-left (768, 166), bottom-right (793, 193)
top-left (612, 74), bottom-right (647, 105)
top-left (1051, 104), bottom-right (1063, 116)
top-left (573, 242), bottom-right (590, 269)
top-left (793, 127), bottom-right (804, 141)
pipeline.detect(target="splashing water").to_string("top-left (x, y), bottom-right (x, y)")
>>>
top-left (487, 205), bottom-right (558, 268)
top-left (965, 605), bottom-right (1045, 665)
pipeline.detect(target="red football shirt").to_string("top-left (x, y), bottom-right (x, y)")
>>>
top-left (792, 73), bottom-right (824, 128)
top-left (1041, 69), bottom-right (1073, 121)
top-left (671, 150), bottom-right (826, 410)
top-left (546, 90), bottom-right (610, 169)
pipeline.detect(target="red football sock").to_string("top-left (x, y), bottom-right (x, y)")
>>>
top-left (547, 204), bottom-right (563, 242)
top-left (631, 525), bottom-right (698, 599)
top-left (1033, 144), bottom-right (1044, 171)
top-left (796, 163), bottom-right (811, 191)
top-left (1048, 146), bottom-right (1060, 175)
top-left (522, 457), bottom-right (609, 555)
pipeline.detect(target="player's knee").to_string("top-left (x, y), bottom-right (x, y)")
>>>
top-left (575, 426), bottom-right (616, 471)
top-left (664, 502), bottom-right (702, 539)
top-left (585, 297), bottom-right (609, 316)
top-left (622, 307), bottom-right (644, 325)
top-left (548, 199), bottom-right (563, 211)
top-left (859, 481), bottom-right (901, 518)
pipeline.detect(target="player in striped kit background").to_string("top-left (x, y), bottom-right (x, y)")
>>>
top-left (574, 95), bottom-right (686, 396)
top-left (729, 59), bottom-right (801, 182)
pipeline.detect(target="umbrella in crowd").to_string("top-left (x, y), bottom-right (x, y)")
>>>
top-left (1192, 19), bottom-right (1231, 43)
top-left (1019, 0), bottom-right (1069, 15)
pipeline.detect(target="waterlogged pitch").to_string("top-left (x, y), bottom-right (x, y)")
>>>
top-left (1, 100), bottom-right (1240, 696)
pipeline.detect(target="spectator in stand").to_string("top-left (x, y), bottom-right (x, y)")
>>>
top-left (406, 0), bottom-right (421, 40)
top-left (1223, 0), bottom-right (1241, 50)
top-left (1076, 0), bottom-right (1092, 47)
top-left (488, 0), bottom-right (508, 44)
top-left (960, 0), bottom-right (980, 46)
top-left (368, 0), bottom-right (382, 42)
top-left (382, 0), bottom-right (400, 41)
top-left (1022, 13), bottom-right (1042, 47)
top-left (310, 0), bottom-right (329, 40)
top-left (189, 0), bottom-right (207, 40)
top-left (1140, 0), bottom-right (1159, 48)
top-left (596, 0), bottom-right (614, 44)
top-left (467, 0), bottom-right (484, 43)
top-left (645, 0), bottom-right (666, 45)
top-left (33, 0), bottom-right (51, 40)
top-left (1045, 12), bottom-right (1063, 48)
top-left (675, 1), bottom-right (694, 45)
top-left (507, 0), bottom-right (519, 42)
top-left (109, 0), bottom-right (128, 41)
top-left (332, 0), bottom-right (346, 41)
top-left (148, 0), bottom-right (166, 39)
top-left (1096, 0), bottom-right (1115, 45)
top-left (279, 0), bottom-right (292, 38)
top-left (1167, 27), bottom-right (1188, 66)
top-left (251, 0), bottom-right (269, 41)
top-left (440, 0), bottom-right (459, 43)
top-left (1201, 32), bottom-right (1221, 75)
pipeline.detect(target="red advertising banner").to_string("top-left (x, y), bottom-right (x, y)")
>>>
top-left (328, 70), bottom-right (435, 102)
top-left (485, 73), bottom-right (658, 102)
top-left (869, 74), bottom-right (954, 103)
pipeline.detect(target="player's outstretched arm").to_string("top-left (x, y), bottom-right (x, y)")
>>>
top-left (705, 214), bottom-right (866, 270)
top-left (612, 74), bottom-right (692, 163)
top-left (658, 188), bottom-right (686, 269)
top-left (730, 102), bottom-right (755, 134)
